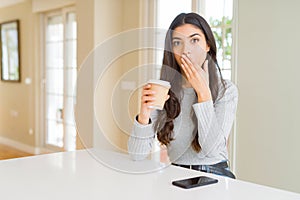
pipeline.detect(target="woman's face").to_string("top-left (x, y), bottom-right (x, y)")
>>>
top-left (172, 24), bottom-right (210, 68)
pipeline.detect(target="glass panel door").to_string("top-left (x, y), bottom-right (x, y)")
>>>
top-left (44, 9), bottom-right (77, 151)
top-left (45, 15), bottom-right (64, 148)
top-left (64, 12), bottom-right (77, 151)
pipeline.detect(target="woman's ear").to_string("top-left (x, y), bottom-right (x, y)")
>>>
top-left (206, 45), bottom-right (210, 52)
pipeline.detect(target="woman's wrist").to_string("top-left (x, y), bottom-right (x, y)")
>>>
top-left (196, 90), bottom-right (212, 103)
top-left (137, 114), bottom-right (150, 125)
top-left (198, 96), bottom-right (211, 103)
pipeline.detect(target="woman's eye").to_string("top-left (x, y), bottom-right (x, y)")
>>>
top-left (173, 41), bottom-right (181, 46)
top-left (191, 38), bottom-right (199, 43)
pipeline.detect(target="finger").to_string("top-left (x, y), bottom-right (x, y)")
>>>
top-left (143, 84), bottom-right (151, 90)
top-left (180, 57), bottom-right (188, 75)
top-left (142, 84), bottom-right (155, 95)
top-left (141, 95), bottom-right (155, 103)
top-left (183, 54), bottom-right (203, 72)
top-left (142, 95), bottom-right (155, 101)
top-left (182, 54), bottom-right (198, 71)
top-left (182, 55), bottom-right (198, 73)
top-left (182, 57), bottom-right (198, 78)
top-left (181, 54), bottom-right (193, 66)
top-left (142, 89), bottom-right (155, 96)
top-left (181, 58), bottom-right (193, 77)
top-left (141, 97), bottom-right (155, 107)
top-left (182, 54), bottom-right (202, 72)
top-left (181, 64), bottom-right (190, 79)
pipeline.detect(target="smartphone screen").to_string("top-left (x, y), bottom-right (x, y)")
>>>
top-left (172, 176), bottom-right (218, 189)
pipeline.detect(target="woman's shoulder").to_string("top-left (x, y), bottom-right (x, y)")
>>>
top-left (224, 79), bottom-right (237, 91)
top-left (217, 79), bottom-right (238, 101)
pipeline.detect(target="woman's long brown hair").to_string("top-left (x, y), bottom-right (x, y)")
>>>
top-left (155, 13), bottom-right (226, 153)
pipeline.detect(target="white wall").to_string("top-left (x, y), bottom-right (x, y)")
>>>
top-left (236, 0), bottom-right (300, 193)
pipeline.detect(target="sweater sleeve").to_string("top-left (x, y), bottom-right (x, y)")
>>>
top-left (127, 112), bottom-right (158, 161)
top-left (192, 81), bottom-right (238, 156)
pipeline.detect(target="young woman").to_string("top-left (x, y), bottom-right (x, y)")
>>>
top-left (128, 13), bottom-right (238, 178)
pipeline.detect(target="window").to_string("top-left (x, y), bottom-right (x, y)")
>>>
top-left (43, 8), bottom-right (77, 151)
top-left (198, 0), bottom-right (234, 80)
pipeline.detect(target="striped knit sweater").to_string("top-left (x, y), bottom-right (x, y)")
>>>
top-left (128, 80), bottom-right (238, 165)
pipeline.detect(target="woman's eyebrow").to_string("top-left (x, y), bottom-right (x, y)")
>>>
top-left (172, 37), bottom-right (182, 40)
top-left (172, 33), bottom-right (201, 40)
top-left (189, 33), bottom-right (201, 38)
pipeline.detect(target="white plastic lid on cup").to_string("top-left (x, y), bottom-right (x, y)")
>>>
top-left (147, 79), bottom-right (171, 89)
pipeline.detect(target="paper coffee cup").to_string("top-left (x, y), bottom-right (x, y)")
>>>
top-left (147, 79), bottom-right (171, 110)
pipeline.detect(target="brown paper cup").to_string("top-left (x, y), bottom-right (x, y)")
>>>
top-left (147, 79), bottom-right (171, 110)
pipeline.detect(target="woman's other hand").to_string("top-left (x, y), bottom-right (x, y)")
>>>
top-left (138, 84), bottom-right (156, 125)
top-left (181, 55), bottom-right (212, 102)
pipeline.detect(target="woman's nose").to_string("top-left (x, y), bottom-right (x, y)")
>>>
top-left (183, 44), bottom-right (191, 55)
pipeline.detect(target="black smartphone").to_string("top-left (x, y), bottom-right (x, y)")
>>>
top-left (172, 176), bottom-right (218, 189)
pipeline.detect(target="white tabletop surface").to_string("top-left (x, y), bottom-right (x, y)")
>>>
top-left (0, 149), bottom-right (299, 200)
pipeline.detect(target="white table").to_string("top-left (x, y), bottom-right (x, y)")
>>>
top-left (0, 149), bottom-right (299, 200)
